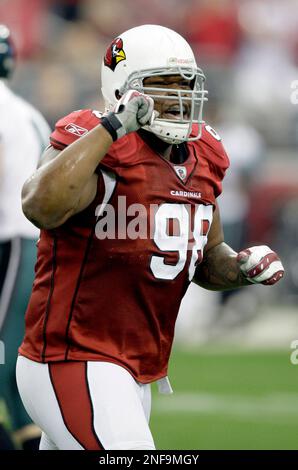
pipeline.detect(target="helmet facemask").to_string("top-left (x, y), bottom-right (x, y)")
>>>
top-left (119, 66), bottom-right (208, 145)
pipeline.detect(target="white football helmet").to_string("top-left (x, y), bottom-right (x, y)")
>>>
top-left (101, 24), bottom-right (208, 144)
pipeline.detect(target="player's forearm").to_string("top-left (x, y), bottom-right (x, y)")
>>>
top-left (193, 242), bottom-right (251, 291)
top-left (22, 125), bottom-right (113, 228)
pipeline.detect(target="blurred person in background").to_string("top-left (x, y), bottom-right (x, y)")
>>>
top-left (0, 24), bottom-right (50, 450)
top-left (15, 24), bottom-right (284, 450)
top-left (234, 0), bottom-right (298, 146)
top-left (183, 0), bottom-right (242, 64)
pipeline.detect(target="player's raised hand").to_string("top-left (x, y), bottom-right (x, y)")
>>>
top-left (237, 245), bottom-right (284, 285)
top-left (100, 90), bottom-right (155, 141)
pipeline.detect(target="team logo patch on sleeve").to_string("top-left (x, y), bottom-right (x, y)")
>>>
top-left (104, 37), bottom-right (126, 71)
top-left (65, 123), bottom-right (88, 137)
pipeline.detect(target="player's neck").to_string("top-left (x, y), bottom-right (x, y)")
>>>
top-left (138, 129), bottom-right (172, 160)
top-left (138, 129), bottom-right (189, 163)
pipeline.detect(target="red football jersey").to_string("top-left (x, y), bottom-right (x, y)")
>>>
top-left (19, 110), bottom-right (229, 383)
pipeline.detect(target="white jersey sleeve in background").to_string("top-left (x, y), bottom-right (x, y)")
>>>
top-left (0, 80), bottom-right (51, 240)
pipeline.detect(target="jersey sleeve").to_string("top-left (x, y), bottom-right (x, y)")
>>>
top-left (200, 124), bottom-right (230, 198)
top-left (50, 109), bottom-right (100, 150)
top-left (49, 109), bottom-right (140, 175)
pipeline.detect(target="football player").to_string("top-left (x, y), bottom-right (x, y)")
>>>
top-left (0, 25), bottom-right (50, 449)
top-left (16, 25), bottom-right (284, 450)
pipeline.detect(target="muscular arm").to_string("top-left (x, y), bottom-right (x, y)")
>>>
top-left (22, 125), bottom-right (113, 229)
top-left (193, 205), bottom-right (250, 291)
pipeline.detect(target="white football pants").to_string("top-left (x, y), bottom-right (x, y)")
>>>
top-left (16, 356), bottom-right (155, 450)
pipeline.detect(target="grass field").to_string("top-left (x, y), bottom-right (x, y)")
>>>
top-left (150, 346), bottom-right (298, 450)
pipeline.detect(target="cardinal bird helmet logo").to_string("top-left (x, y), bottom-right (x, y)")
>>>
top-left (104, 37), bottom-right (126, 71)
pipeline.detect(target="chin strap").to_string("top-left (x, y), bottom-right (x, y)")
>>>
top-left (143, 120), bottom-right (189, 145)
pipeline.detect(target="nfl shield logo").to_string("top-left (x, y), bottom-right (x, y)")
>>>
top-left (174, 166), bottom-right (187, 181)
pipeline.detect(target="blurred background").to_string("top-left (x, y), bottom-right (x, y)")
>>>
top-left (0, 0), bottom-right (298, 450)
